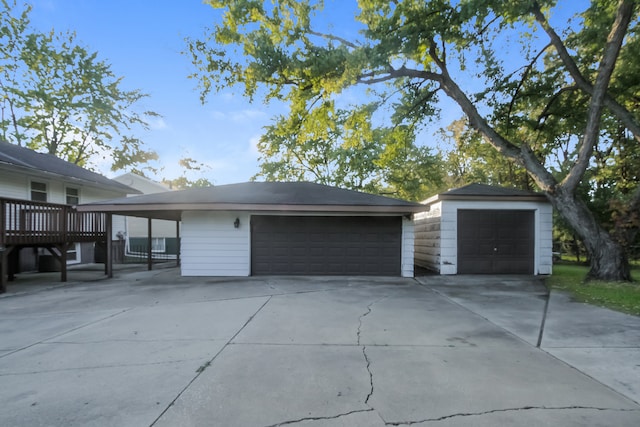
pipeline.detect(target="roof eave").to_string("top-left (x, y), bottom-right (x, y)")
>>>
top-left (437, 194), bottom-right (549, 202)
top-left (0, 161), bottom-right (141, 195)
top-left (77, 202), bottom-right (424, 215)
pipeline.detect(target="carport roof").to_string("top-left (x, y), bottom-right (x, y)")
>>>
top-left (77, 181), bottom-right (424, 220)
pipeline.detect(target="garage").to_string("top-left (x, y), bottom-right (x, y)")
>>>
top-left (78, 181), bottom-right (421, 277)
top-left (457, 209), bottom-right (535, 274)
top-left (251, 215), bottom-right (402, 275)
top-left (414, 183), bottom-right (553, 275)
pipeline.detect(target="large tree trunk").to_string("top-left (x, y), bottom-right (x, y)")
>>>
top-left (551, 186), bottom-right (631, 282)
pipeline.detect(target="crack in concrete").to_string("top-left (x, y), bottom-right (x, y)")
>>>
top-left (363, 346), bottom-right (374, 405)
top-left (357, 297), bottom-right (386, 346)
top-left (384, 405), bottom-right (640, 425)
top-left (357, 298), bottom-right (387, 408)
top-left (262, 408), bottom-right (375, 427)
top-left (195, 286), bottom-right (349, 305)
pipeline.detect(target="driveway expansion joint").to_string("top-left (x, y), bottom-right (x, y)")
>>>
top-left (0, 308), bottom-right (133, 360)
top-left (150, 295), bottom-right (273, 427)
top-left (383, 406), bottom-right (640, 425)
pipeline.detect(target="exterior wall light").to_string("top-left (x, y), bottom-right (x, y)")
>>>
top-left (234, 217), bottom-right (240, 228)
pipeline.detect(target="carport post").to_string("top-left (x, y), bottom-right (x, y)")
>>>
top-left (176, 220), bottom-right (180, 267)
top-left (147, 218), bottom-right (152, 271)
top-left (106, 213), bottom-right (113, 278)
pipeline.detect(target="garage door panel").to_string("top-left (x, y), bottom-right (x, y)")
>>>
top-left (251, 216), bottom-right (401, 276)
top-left (458, 210), bottom-right (534, 274)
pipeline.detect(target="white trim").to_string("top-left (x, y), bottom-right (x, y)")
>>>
top-left (438, 200), bottom-right (552, 275)
top-left (29, 179), bottom-right (48, 202)
top-left (65, 186), bottom-right (80, 205)
top-left (66, 243), bottom-right (82, 265)
top-left (401, 217), bottom-right (415, 277)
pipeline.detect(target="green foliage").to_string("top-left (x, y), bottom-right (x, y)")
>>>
top-left (189, 0), bottom-right (640, 279)
top-left (161, 176), bottom-right (213, 190)
top-left (0, 0), bottom-right (159, 171)
top-left (438, 118), bottom-right (534, 190)
top-left (254, 101), bottom-right (443, 200)
top-left (547, 264), bottom-right (640, 316)
top-left (161, 156), bottom-right (213, 190)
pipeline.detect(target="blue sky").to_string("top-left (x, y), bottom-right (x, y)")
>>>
top-left (24, 1), bottom-right (585, 185)
top-left (27, 0), bottom-right (284, 184)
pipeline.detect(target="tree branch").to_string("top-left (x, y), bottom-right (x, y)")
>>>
top-left (308, 30), bottom-right (359, 49)
top-left (432, 57), bottom-right (558, 191)
top-left (357, 65), bottom-right (441, 85)
top-left (535, 85), bottom-right (579, 130)
top-left (562, 0), bottom-right (635, 191)
top-left (507, 43), bottom-right (553, 126)
top-left (531, 1), bottom-right (640, 142)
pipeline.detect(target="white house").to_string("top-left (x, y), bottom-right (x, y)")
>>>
top-left (0, 140), bottom-right (138, 273)
top-left (414, 183), bottom-right (553, 275)
top-left (79, 182), bottom-right (422, 277)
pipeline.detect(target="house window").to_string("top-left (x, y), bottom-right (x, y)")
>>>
top-left (30, 181), bottom-right (47, 202)
top-left (66, 187), bottom-right (80, 205)
top-left (151, 237), bottom-right (166, 253)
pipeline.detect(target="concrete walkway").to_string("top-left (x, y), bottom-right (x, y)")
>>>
top-left (417, 275), bottom-right (640, 406)
top-left (0, 268), bottom-right (638, 426)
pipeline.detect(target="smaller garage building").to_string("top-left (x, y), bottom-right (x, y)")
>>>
top-left (79, 182), bottom-right (422, 277)
top-left (414, 183), bottom-right (553, 275)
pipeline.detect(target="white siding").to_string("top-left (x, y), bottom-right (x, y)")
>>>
top-left (401, 217), bottom-right (414, 277)
top-left (439, 202), bottom-right (458, 274)
top-left (181, 211), bottom-right (250, 276)
top-left (538, 203), bottom-right (554, 275)
top-left (438, 200), bottom-right (553, 275)
top-left (0, 169), bottom-right (29, 199)
top-left (112, 215), bottom-right (127, 239)
top-left (181, 211), bottom-right (412, 277)
top-left (0, 165), bottom-right (127, 204)
top-left (126, 217), bottom-right (177, 238)
top-left (413, 201), bottom-right (442, 272)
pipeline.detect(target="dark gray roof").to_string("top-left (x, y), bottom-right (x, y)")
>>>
top-left (0, 140), bottom-right (139, 194)
top-left (78, 181), bottom-right (423, 220)
top-left (434, 183), bottom-right (548, 201)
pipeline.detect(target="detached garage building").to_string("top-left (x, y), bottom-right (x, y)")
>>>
top-left (414, 183), bottom-right (553, 275)
top-left (79, 182), bottom-right (422, 277)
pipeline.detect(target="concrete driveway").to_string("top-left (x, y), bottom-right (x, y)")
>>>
top-left (0, 268), bottom-right (639, 426)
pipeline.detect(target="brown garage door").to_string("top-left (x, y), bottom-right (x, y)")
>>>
top-left (457, 210), bottom-right (535, 274)
top-left (251, 216), bottom-right (401, 276)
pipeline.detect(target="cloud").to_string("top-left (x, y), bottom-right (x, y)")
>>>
top-left (210, 109), bottom-right (267, 122)
top-left (248, 135), bottom-right (261, 156)
top-left (149, 117), bottom-right (168, 130)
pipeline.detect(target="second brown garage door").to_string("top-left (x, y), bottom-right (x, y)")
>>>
top-left (251, 215), bottom-right (401, 276)
top-left (457, 209), bottom-right (535, 274)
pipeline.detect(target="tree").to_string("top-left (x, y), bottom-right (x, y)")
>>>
top-left (187, 0), bottom-right (639, 281)
top-left (161, 157), bottom-right (214, 190)
top-left (438, 118), bottom-right (534, 190)
top-left (0, 0), bottom-right (158, 171)
top-left (254, 101), bottom-right (443, 200)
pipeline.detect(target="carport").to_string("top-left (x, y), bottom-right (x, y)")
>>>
top-left (77, 182), bottom-right (423, 277)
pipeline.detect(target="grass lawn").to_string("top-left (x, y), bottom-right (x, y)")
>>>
top-left (547, 263), bottom-right (640, 316)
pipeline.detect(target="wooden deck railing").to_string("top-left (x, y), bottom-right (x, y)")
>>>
top-left (0, 197), bottom-right (107, 247)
